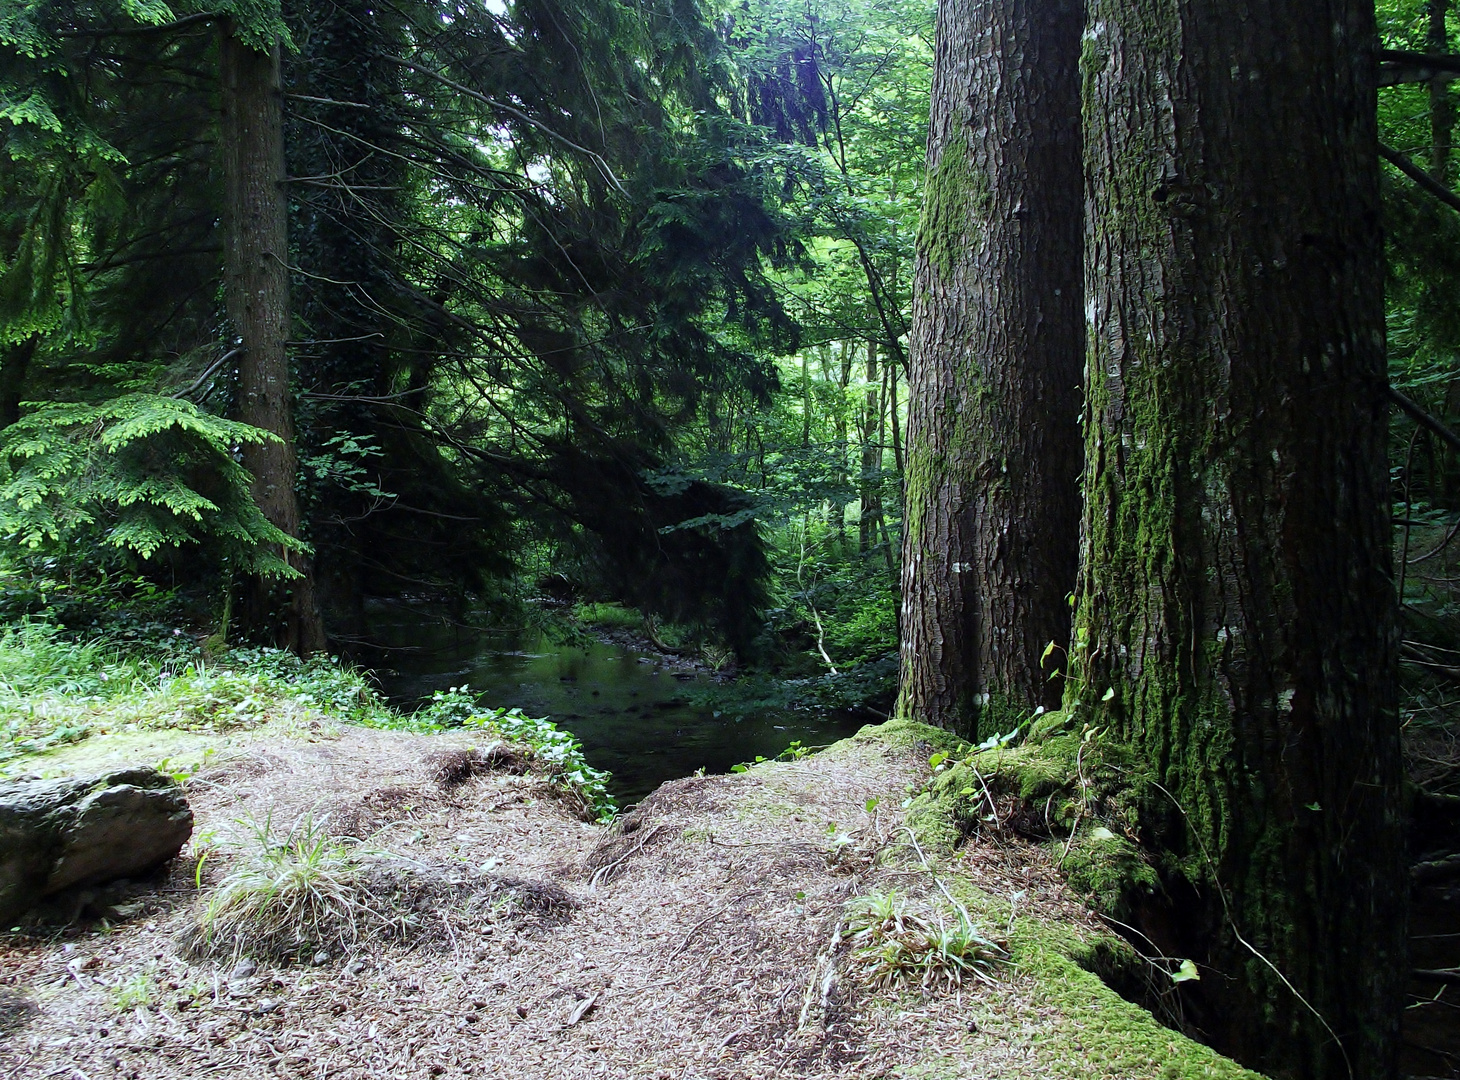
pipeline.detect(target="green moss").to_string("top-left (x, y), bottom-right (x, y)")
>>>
top-left (1061, 828), bottom-right (1160, 915)
top-left (971, 691), bottom-right (1032, 744)
top-left (916, 129), bottom-right (987, 281)
top-left (2, 727), bottom-right (238, 781)
top-left (847, 716), bottom-right (971, 757)
top-left (875, 847), bottom-right (1262, 1078)
top-left (901, 729), bottom-right (1165, 920)
top-left (1011, 920), bottom-right (1266, 1079)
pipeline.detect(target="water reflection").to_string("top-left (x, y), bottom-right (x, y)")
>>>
top-left (353, 600), bottom-right (869, 804)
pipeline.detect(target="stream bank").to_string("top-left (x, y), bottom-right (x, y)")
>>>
top-left (0, 705), bottom-right (1263, 1080)
top-left (353, 598), bottom-right (870, 803)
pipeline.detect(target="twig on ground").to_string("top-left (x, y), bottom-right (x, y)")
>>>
top-left (588, 823), bottom-right (669, 888)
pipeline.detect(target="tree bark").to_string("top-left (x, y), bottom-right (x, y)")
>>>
top-left (859, 340), bottom-right (882, 554)
top-left (897, 0), bottom-right (1083, 737)
top-left (0, 335), bottom-right (37, 429)
top-left (220, 23), bottom-right (325, 654)
top-left (1078, 1), bottom-right (1403, 1075)
top-left (1432, 1), bottom-right (1455, 182)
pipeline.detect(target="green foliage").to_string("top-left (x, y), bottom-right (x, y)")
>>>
top-left (573, 602), bottom-right (644, 630)
top-left (185, 812), bottom-right (383, 961)
top-left (0, 395), bottom-right (301, 575)
top-left (728, 737), bottom-right (816, 772)
top-left (381, 687), bottom-right (617, 823)
top-left (842, 889), bottom-right (1006, 993)
top-left (0, 626), bottom-right (387, 766)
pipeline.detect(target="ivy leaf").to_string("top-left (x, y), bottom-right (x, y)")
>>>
top-left (1170, 959), bottom-right (1200, 983)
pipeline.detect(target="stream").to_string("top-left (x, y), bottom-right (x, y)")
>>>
top-left (355, 600), bottom-right (870, 805)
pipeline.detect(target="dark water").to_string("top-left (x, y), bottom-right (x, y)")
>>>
top-left (356, 601), bottom-right (869, 804)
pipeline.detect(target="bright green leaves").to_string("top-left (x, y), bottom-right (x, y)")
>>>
top-left (0, 394), bottom-right (302, 573)
top-left (0, 91), bottom-right (63, 134)
top-left (208, 0), bottom-right (293, 52)
top-left (1170, 957), bottom-right (1201, 983)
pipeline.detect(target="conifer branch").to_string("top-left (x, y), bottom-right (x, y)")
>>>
top-left (1379, 141), bottom-right (1460, 215)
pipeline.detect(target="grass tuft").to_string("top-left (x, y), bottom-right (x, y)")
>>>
top-left (184, 814), bottom-right (398, 962)
top-left (842, 890), bottom-right (1007, 994)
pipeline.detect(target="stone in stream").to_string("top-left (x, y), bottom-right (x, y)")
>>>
top-left (0, 767), bottom-right (193, 926)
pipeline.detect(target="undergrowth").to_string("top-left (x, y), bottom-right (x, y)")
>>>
top-left (0, 624), bottom-right (390, 766)
top-left (184, 814), bottom-right (404, 962)
top-left (0, 622), bottom-right (616, 823)
top-left (842, 889), bottom-right (1007, 993)
top-left (377, 686), bottom-right (616, 823)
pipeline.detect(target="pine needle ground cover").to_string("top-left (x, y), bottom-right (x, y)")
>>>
top-left (0, 707), bottom-right (1263, 1080)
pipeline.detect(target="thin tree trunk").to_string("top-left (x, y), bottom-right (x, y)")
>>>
top-left (1432, 1), bottom-right (1454, 182)
top-left (859, 340), bottom-right (882, 554)
top-left (801, 350), bottom-right (811, 449)
top-left (887, 360), bottom-right (903, 476)
top-left (220, 24), bottom-right (325, 654)
top-left (0, 335), bottom-right (37, 429)
top-left (897, 0), bottom-right (1083, 736)
top-left (1078, 1), bottom-right (1403, 1075)
top-left (827, 342), bottom-right (851, 544)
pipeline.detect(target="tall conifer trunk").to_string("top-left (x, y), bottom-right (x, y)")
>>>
top-left (1077, 1), bottom-right (1403, 1075)
top-left (220, 24), bottom-right (325, 653)
top-left (898, 0), bottom-right (1083, 736)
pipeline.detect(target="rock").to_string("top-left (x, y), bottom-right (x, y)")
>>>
top-left (0, 768), bottom-right (193, 926)
top-left (312, 950), bottom-right (330, 966)
top-left (229, 958), bottom-right (258, 982)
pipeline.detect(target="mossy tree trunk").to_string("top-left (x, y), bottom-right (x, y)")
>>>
top-left (220, 24), bottom-right (326, 654)
top-left (1077, 1), bottom-right (1403, 1075)
top-left (897, 0), bottom-right (1083, 738)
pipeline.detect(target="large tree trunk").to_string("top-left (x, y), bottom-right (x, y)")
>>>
top-left (897, 0), bottom-right (1083, 737)
top-left (220, 24), bottom-right (325, 654)
top-left (1077, 1), bottom-right (1403, 1075)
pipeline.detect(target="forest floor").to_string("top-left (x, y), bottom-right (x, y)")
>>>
top-left (0, 713), bottom-right (1263, 1080)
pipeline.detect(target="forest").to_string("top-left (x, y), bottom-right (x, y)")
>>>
top-left (1, 0), bottom-right (1459, 1078)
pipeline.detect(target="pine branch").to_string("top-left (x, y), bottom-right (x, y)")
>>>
top-left (1378, 142), bottom-right (1460, 215)
top-left (55, 13), bottom-right (216, 39)
top-left (1378, 48), bottom-right (1460, 87)
top-left (1388, 385), bottom-right (1460, 455)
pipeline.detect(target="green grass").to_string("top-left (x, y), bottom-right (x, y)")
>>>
top-left (0, 619), bottom-right (616, 823)
top-left (184, 814), bottom-right (390, 962)
top-left (0, 623), bottom-right (393, 767)
top-left (573, 601), bottom-right (642, 629)
top-left (108, 970), bottom-right (158, 1011)
top-left (843, 889), bottom-right (1007, 993)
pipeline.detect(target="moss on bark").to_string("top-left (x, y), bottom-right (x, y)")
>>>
top-left (915, 131), bottom-right (987, 282)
